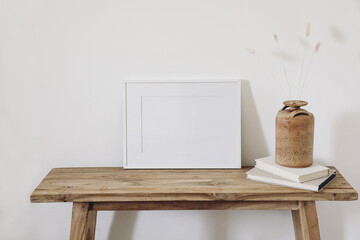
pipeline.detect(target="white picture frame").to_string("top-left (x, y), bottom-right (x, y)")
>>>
top-left (123, 80), bottom-right (241, 169)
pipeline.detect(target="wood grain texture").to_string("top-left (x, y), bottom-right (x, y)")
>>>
top-left (292, 208), bottom-right (304, 240)
top-left (70, 203), bottom-right (96, 240)
top-left (292, 201), bottom-right (321, 240)
top-left (85, 210), bottom-right (97, 240)
top-left (30, 167), bottom-right (358, 203)
top-left (91, 201), bottom-right (299, 211)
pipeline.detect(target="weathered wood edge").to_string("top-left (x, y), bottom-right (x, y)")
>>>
top-left (30, 191), bottom-right (358, 203)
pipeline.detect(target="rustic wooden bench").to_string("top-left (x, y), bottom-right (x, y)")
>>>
top-left (31, 167), bottom-right (357, 240)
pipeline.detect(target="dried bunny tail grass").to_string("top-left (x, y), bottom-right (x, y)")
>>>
top-left (247, 48), bottom-right (256, 54)
top-left (283, 66), bottom-right (292, 98)
top-left (296, 23), bottom-right (313, 98)
top-left (299, 42), bottom-right (321, 98)
top-left (314, 42), bottom-right (321, 52)
top-left (274, 33), bottom-right (278, 42)
top-left (262, 59), bottom-right (290, 99)
top-left (247, 50), bottom-right (290, 99)
top-left (296, 48), bottom-right (307, 98)
top-left (305, 22), bottom-right (310, 37)
top-left (273, 33), bottom-right (291, 98)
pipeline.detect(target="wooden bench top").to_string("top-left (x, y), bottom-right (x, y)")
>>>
top-left (30, 167), bottom-right (358, 203)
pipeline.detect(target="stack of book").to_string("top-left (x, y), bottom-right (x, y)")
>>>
top-left (246, 156), bottom-right (336, 191)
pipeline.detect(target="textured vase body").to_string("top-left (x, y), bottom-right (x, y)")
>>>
top-left (275, 100), bottom-right (314, 168)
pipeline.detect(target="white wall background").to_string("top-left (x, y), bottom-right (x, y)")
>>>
top-left (1, 0), bottom-right (359, 239)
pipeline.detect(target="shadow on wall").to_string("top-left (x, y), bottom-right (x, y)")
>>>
top-left (329, 25), bottom-right (347, 44)
top-left (203, 210), bottom-right (230, 240)
top-left (241, 80), bottom-right (269, 166)
top-left (201, 80), bottom-right (270, 240)
top-left (108, 211), bottom-right (137, 240)
top-left (318, 112), bottom-right (360, 240)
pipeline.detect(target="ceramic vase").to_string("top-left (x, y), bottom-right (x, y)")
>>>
top-left (275, 100), bottom-right (314, 168)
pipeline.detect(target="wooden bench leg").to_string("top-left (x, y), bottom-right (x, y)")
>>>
top-left (70, 202), bottom-right (97, 240)
top-left (291, 201), bottom-right (320, 240)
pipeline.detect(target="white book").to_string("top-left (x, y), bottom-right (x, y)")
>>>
top-left (246, 167), bottom-right (336, 192)
top-left (255, 156), bottom-right (329, 183)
